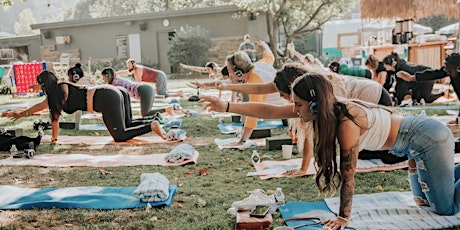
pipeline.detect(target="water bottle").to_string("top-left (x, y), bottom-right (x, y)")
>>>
top-left (10, 144), bottom-right (18, 157)
top-left (274, 187), bottom-right (285, 205)
top-left (251, 150), bottom-right (260, 165)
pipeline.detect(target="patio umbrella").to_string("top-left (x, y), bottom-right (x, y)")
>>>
top-left (439, 22), bottom-right (459, 35)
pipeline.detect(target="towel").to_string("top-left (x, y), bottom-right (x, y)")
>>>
top-left (162, 118), bottom-right (183, 129)
top-left (164, 144), bottom-right (196, 163)
top-left (166, 129), bottom-right (187, 141)
top-left (133, 173), bottom-right (169, 202)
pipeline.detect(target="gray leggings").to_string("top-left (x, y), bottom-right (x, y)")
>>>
top-left (138, 84), bottom-right (164, 116)
top-left (155, 71), bottom-right (168, 97)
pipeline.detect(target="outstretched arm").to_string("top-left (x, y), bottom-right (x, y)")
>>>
top-left (219, 82), bottom-right (277, 94)
top-left (8, 98), bottom-right (48, 121)
top-left (200, 96), bottom-right (297, 119)
top-left (287, 43), bottom-right (306, 63)
top-left (180, 63), bottom-right (208, 73)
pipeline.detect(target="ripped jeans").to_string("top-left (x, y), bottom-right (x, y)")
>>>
top-left (390, 115), bottom-right (460, 215)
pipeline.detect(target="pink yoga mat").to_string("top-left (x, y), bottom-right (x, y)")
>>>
top-left (0, 151), bottom-right (199, 167)
top-left (42, 135), bottom-right (182, 145)
top-left (252, 154), bottom-right (460, 180)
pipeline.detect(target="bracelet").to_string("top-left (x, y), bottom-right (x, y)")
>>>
top-left (24, 110), bottom-right (29, 117)
top-left (239, 138), bottom-right (246, 143)
top-left (52, 138), bottom-right (58, 142)
top-left (226, 102), bottom-right (230, 112)
top-left (337, 216), bottom-right (349, 222)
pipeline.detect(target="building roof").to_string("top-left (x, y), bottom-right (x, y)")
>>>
top-left (31, 5), bottom-right (239, 30)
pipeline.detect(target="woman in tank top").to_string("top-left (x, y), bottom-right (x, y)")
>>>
top-left (201, 72), bottom-right (459, 230)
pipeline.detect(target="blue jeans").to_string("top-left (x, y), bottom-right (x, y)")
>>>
top-left (390, 115), bottom-right (460, 215)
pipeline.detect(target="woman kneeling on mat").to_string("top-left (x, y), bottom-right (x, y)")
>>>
top-left (201, 72), bottom-right (459, 230)
top-left (101, 67), bottom-right (166, 117)
top-left (9, 71), bottom-right (166, 143)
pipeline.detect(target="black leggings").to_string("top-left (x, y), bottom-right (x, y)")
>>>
top-left (92, 86), bottom-right (151, 142)
top-left (378, 87), bottom-right (392, 106)
top-left (395, 78), bottom-right (443, 104)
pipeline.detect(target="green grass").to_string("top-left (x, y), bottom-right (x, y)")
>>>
top-left (1, 88), bottom-right (460, 229)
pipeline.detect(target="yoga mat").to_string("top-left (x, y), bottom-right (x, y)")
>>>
top-left (215, 137), bottom-right (265, 150)
top-left (278, 201), bottom-right (338, 230)
top-left (249, 154), bottom-right (460, 180)
top-left (79, 123), bottom-right (107, 131)
top-left (0, 151), bottom-right (199, 167)
top-left (0, 185), bottom-right (177, 210)
top-left (324, 191), bottom-right (460, 230)
top-left (42, 135), bottom-right (181, 145)
top-left (218, 120), bottom-right (286, 134)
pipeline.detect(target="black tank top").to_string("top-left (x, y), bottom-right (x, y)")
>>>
top-left (62, 83), bottom-right (88, 114)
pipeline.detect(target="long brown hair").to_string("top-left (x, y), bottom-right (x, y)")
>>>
top-left (36, 71), bottom-right (65, 122)
top-left (101, 67), bottom-right (116, 84)
top-left (292, 73), bottom-right (351, 196)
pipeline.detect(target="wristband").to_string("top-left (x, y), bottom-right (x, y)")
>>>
top-left (226, 102), bottom-right (230, 112)
top-left (239, 138), bottom-right (246, 143)
top-left (24, 110), bottom-right (29, 117)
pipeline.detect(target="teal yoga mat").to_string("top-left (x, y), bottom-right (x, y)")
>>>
top-left (218, 120), bottom-right (285, 134)
top-left (0, 185), bottom-right (177, 210)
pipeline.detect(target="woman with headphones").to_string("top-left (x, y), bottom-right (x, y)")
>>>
top-left (383, 53), bottom-right (445, 105)
top-left (9, 71), bottom-right (166, 143)
top-left (101, 67), bottom-right (166, 117)
top-left (201, 72), bottom-right (460, 230)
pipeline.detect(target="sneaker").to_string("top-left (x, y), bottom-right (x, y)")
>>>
top-left (231, 189), bottom-right (276, 214)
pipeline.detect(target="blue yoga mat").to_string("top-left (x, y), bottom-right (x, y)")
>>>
top-left (218, 120), bottom-right (285, 134)
top-left (279, 201), bottom-right (355, 230)
top-left (0, 185), bottom-right (177, 210)
top-left (79, 123), bottom-right (107, 131)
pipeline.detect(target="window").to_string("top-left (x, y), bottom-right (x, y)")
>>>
top-left (0, 49), bottom-right (14, 60)
top-left (116, 35), bottom-right (127, 59)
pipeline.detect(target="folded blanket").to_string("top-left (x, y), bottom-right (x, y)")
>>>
top-left (166, 129), bottom-right (186, 141)
top-left (162, 118), bottom-right (183, 130)
top-left (133, 173), bottom-right (169, 202)
top-left (164, 144), bottom-right (196, 163)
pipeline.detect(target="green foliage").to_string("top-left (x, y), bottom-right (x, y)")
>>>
top-left (167, 25), bottom-right (211, 71)
top-left (417, 15), bottom-right (457, 33)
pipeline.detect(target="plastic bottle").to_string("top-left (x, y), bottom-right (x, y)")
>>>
top-left (274, 187), bottom-right (285, 205)
top-left (10, 144), bottom-right (18, 157)
top-left (251, 150), bottom-right (260, 165)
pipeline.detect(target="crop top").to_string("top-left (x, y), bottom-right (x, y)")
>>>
top-left (62, 83), bottom-right (88, 114)
top-left (354, 103), bottom-right (392, 151)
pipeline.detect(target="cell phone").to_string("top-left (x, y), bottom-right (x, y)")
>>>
top-left (249, 205), bottom-right (270, 218)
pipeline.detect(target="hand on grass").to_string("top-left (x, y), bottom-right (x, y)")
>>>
top-left (8, 110), bottom-right (25, 121)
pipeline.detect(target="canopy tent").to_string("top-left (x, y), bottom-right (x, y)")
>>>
top-left (361, 19), bottom-right (433, 34)
top-left (439, 22), bottom-right (459, 35)
top-left (360, 0), bottom-right (460, 20)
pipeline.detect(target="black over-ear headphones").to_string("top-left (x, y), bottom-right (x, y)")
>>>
top-left (72, 70), bottom-right (80, 82)
top-left (303, 75), bottom-right (318, 115)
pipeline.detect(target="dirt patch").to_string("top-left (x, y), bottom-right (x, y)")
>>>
top-left (0, 210), bottom-right (18, 226)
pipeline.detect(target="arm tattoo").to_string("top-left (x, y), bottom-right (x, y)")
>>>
top-left (339, 141), bottom-right (359, 219)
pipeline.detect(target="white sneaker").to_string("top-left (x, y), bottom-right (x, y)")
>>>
top-left (231, 189), bottom-right (277, 214)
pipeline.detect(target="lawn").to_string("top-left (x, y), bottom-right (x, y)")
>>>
top-left (0, 79), bottom-right (459, 229)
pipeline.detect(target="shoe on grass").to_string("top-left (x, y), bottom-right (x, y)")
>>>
top-left (231, 189), bottom-right (276, 214)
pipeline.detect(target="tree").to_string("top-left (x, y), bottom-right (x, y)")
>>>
top-left (232, 0), bottom-right (355, 59)
top-left (167, 25), bottom-right (211, 70)
top-left (14, 8), bottom-right (38, 35)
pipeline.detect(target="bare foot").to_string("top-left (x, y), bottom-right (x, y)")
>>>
top-left (165, 106), bottom-right (174, 116)
top-left (151, 121), bottom-right (166, 139)
top-left (223, 141), bottom-right (244, 147)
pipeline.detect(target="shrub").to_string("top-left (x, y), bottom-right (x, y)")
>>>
top-left (168, 25), bottom-right (211, 73)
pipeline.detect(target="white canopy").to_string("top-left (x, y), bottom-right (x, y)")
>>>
top-left (439, 22), bottom-right (459, 35)
top-left (361, 19), bottom-right (433, 34)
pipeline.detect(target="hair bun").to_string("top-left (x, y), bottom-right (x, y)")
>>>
top-left (75, 63), bottom-right (82, 68)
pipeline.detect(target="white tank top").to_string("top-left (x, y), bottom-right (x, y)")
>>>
top-left (356, 104), bottom-right (392, 151)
